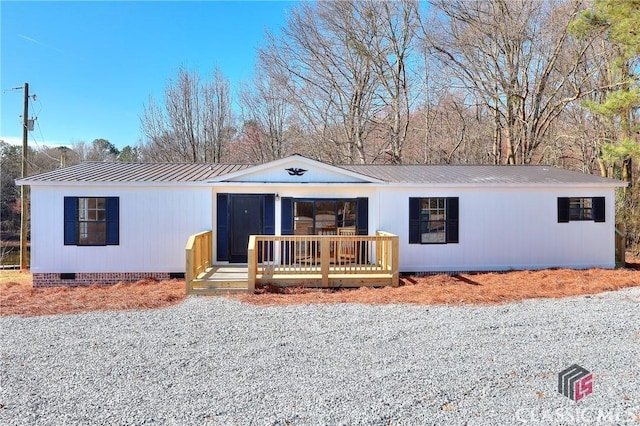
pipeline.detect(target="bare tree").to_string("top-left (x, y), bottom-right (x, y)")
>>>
top-left (237, 70), bottom-right (292, 162)
top-left (422, 0), bottom-right (588, 164)
top-left (405, 92), bottom-right (494, 164)
top-left (259, 1), bottom-right (427, 165)
top-left (363, 0), bottom-right (419, 164)
top-left (203, 68), bottom-right (234, 162)
top-left (549, 37), bottom-right (620, 174)
top-left (71, 139), bottom-right (119, 162)
top-left (140, 67), bottom-right (234, 163)
top-left (259, 1), bottom-right (382, 164)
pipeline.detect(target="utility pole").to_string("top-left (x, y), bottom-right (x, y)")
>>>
top-left (20, 83), bottom-right (29, 270)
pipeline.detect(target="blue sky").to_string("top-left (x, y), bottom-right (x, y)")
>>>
top-left (1, 1), bottom-right (296, 150)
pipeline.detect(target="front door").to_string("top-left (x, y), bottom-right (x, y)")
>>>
top-left (229, 195), bottom-right (262, 263)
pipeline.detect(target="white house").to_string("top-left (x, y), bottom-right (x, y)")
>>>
top-left (18, 154), bottom-right (626, 288)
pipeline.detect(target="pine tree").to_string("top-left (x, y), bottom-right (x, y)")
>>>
top-left (570, 0), bottom-right (640, 181)
top-left (571, 0), bottom-right (640, 252)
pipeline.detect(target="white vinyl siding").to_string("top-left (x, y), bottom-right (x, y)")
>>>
top-left (30, 185), bottom-right (211, 273)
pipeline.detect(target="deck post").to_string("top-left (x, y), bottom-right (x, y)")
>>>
top-left (375, 233), bottom-right (380, 268)
top-left (391, 234), bottom-right (399, 286)
top-left (205, 231), bottom-right (212, 270)
top-left (185, 235), bottom-right (195, 294)
top-left (247, 236), bottom-right (256, 293)
top-left (185, 252), bottom-right (193, 294)
top-left (321, 237), bottom-right (330, 287)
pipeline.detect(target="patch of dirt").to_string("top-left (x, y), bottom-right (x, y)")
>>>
top-left (1, 257), bottom-right (639, 316)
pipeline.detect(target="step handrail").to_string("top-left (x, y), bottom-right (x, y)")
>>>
top-left (185, 230), bottom-right (213, 294)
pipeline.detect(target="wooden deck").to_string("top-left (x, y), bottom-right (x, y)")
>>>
top-left (185, 231), bottom-right (399, 295)
top-left (186, 264), bottom-right (397, 295)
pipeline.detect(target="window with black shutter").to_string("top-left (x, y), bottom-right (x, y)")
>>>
top-left (557, 197), bottom-right (605, 222)
top-left (64, 197), bottom-right (119, 246)
top-left (409, 197), bottom-right (459, 244)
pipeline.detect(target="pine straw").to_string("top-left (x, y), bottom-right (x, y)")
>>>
top-left (231, 268), bottom-right (640, 306)
top-left (0, 277), bottom-right (185, 317)
top-left (1, 264), bottom-right (639, 316)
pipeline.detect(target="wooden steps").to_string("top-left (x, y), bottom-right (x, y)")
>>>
top-left (186, 266), bottom-right (249, 295)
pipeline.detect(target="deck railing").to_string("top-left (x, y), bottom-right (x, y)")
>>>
top-left (185, 230), bottom-right (213, 294)
top-left (248, 231), bottom-right (399, 291)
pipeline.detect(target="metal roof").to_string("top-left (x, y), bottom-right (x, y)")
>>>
top-left (18, 162), bottom-right (251, 183)
top-left (339, 164), bottom-right (623, 185)
top-left (17, 159), bottom-right (624, 187)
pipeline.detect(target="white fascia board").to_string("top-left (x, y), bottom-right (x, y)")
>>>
top-left (17, 176), bottom-right (625, 190)
top-left (383, 181), bottom-right (626, 189)
top-left (208, 155), bottom-right (384, 184)
top-left (211, 181), bottom-right (381, 188)
top-left (15, 180), bottom-right (215, 188)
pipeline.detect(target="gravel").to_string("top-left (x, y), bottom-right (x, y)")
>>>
top-left (1, 288), bottom-right (639, 425)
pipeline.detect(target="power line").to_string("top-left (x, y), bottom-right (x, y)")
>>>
top-left (29, 95), bottom-right (42, 119)
top-left (26, 95), bottom-right (68, 165)
top-left (30, 127), bottom-right (61, 163)
top-left (2, 86), bottom-right (24, 94)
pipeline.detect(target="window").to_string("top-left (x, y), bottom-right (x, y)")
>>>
top-left (570, 198), bottom-right (592, 220)
top-left (419, 198), bottom-right (446, 243)
top-left (292, 199), bottom-right (357, 235)
top-left (279, 198), bottom-right (367, 264)
top-left (78, 198), bottom-right (106, 245)
top-left (557, 197), bottom-right (605, 223)
top-left (281, 198), bottom-right (368, 236)
top-left (409, 197), bottom-right (458, 244)
top-left (64, 197), bottom-right (119, 245)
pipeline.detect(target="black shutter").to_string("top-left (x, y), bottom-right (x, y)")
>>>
top-left (258, 194), bottom-right (276, 263)
top-left (216, 193), bottom-right (229, 261)
top-left (409, 198), bottom-right (420, 244)
top-left (64, 197), bottom-right (78, 245)
top-left (281, 197), bottom-right (294, 235)
top-left (356, 198), bottom-right (368, 235)
top-left (593, 197), bottom-right (605, 222)
top-left (557, 197), bottom-right (570, 223)
top-left (105, 197), bottom-right (119, 245)
top-left (280, 197), bottom-right (294, 264)
top-left (446, 197), bottom-right (459, 244)
top-left (263, 194), bottom-right (275, 235)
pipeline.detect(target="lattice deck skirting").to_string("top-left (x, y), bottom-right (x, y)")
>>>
top-left (32, 272), bottom-right (172, 288)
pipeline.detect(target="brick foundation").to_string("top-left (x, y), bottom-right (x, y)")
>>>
top-left (33, 272), bottom-right (173, 288)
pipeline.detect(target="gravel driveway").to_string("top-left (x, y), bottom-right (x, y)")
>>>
top-left (1, 288), bottom-right (639, 425)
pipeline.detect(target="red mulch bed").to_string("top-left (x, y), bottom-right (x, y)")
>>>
top-left (0, 274), bottom-right (185, 317)
top-left (1, 260), bottom-right (639, 316)
top-left (231, 267), bottom-right (640, 306)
